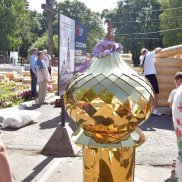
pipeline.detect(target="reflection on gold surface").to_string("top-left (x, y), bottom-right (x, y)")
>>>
top-left (64, 53), bottom-right (154, 182)
top-left (83, 148), bottom-right (135, 182)
top-left (66, 96), bottom-right (149, 141)
top-left (82, 123), bottom-right (134, 143)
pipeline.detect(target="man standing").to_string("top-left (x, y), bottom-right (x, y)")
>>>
top-left (43, 49), bottom-right (52, 75)
top-left (30, 48), bottom-right (38, 96)
top-left (140, 47), bottom-right (162, 116)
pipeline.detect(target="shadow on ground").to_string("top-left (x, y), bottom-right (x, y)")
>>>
top-left (0, 121), bottom-right (37, 131)
top-left (140, 115), bottom-right (174, 131)
top-left (21, 156), bottom-right (54, 182)
top-left (39, 116), bottom-right (61, 129)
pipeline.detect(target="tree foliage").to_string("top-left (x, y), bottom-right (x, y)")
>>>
top-left (159, 0), bottom-right (182, 47)
top-left (1, 0), bottom-right (182, 60)
top-left (101, 0), bottom-right (162, 62)
top-left (30, 0), bottom-right (104, 55)
top-left (30, 34), bottom-right (58, 56)
top-left (0, 0), bottom-right (46, 57)
top-left (0, 0), bottom-right (28, 51)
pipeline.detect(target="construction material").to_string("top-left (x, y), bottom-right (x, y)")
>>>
top-left (155, 45), bottom-right (182, 58)
top-left (154, 50), bottom-right (182, 107)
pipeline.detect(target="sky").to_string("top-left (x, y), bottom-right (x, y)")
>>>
top-left (28, 0), bottom-right (118, 13)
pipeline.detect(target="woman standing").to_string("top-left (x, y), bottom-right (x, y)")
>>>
top-left (35, 51), bottom-right (51, 105)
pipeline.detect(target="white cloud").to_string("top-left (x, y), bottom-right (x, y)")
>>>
top-left (28, 0), bottom-right (45, 12)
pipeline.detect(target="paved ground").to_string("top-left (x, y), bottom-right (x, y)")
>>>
top-left (0, 96), bottom-right (177, 182)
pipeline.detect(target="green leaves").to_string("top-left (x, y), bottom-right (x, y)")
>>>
top-left (101, 0), bottom-right (163, 62)
top-left (159, 0), bottom-right (182, 47)
top-left (0, 0), bottom-right (43, 58)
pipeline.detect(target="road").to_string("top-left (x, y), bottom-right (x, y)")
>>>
top-left (0, 96), bottom-right (177, 182)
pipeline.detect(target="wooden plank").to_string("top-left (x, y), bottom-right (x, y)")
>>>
top-left (156, 67), bottom-right (181, 75)
top-left (158, 99), bottom-right (169, 107)
top-left (154, 58), bottom-right (182, 67)
top-left (155, 45), bottom-right (182, 58)
top-left (121, 54), bottom-right (132, 58)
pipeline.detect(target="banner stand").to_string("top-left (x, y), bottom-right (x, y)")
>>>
top-left (61, 95), bottom-right (65, 127)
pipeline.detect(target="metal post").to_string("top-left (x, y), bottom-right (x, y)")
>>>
top-left (61, 95), bottom-right (65, 127)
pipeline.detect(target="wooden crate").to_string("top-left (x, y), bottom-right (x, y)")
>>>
top-left (22, 77), bottom-right (31, 83)
top-left (23, 71), bottom-right (30, 77)
top-left (4, 72), bottom-right (17, 80)
top-left (51, 72), bottom-right (58, 77)
top-left (14, 76), bottom-right (24, 82)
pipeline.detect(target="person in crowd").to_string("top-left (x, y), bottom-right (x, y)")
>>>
top-left (172, 84), bottom-right (182, 181)
top-left (168, 72), bottom-right (182, 107)
top-left (43, 49), bottom-right (52, 75)
top-left (35, 51), bottom-right (51, 105)
top-left (140, 47), bottom-right (162, 116)
top-left (0, 140), bottom-right (13, 182)
top-left (29, 48), bottom-right (38, 96)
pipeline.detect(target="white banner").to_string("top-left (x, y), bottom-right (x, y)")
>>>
top-left (59, 14), bottom-right (75, 95)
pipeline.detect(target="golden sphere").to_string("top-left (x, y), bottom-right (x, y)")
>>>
top-left (64, 53), bottom-right (154, 148)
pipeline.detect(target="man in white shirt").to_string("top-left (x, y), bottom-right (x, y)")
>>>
top-left (139, 47), bottom-right (162, 116)
top-left (29, 48), bottom-right (38, 96)
top-left (43, 49), bottom-right (52, 75)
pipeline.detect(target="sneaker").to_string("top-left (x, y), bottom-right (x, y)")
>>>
top-left (152, 108), bottom-right (162, 116)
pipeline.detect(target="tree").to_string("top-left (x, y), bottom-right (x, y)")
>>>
top-left (0, 0), bottom-right (29, 52)
top-left (19, 10), bottom-right (43, 57)
top-left (101, 0), bottom-right (162, 62)
top-left (159, 0), bottom-right (182, 47)
top-left (0, 0), bottom-right (45, 58)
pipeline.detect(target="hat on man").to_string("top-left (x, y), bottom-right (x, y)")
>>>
top-left (141, 48), bottom-right (147, 54)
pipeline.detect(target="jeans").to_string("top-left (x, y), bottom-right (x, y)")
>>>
top-left (30, 69), bottom-right (37, 96)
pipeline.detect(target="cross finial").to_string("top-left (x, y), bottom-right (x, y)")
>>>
top-left (105, 20), bottom-right (114, 41)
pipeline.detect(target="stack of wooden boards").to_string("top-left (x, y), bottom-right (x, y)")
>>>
top-left (0, 70), bottom-right (58, 90)
top-left (121, 53), bottom-right (133, 65)
top-left (154, 45), bottom-right (182, 107)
